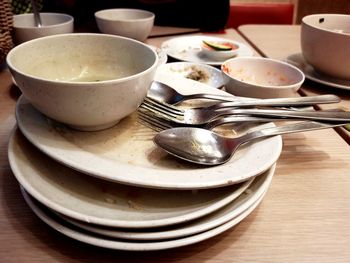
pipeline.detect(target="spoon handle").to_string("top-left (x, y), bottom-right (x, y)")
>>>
top-left (31, 0), bottom-right (42, 27)
top-left (212, 108), bottom-right (350, 122)
top-left (177, 93), bottom-right (241, 103)
top-left (237, 121), bottom-right (347, 146)
top-left (208, 94), bottom-right (340, 110)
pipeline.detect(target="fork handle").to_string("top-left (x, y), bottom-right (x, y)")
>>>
top-left (215, 108), bottom-right (350, 122)
top-left (237, 121), bottom-right (347, 146)
top-left (209, 94), bottom-right (340, 110)
top-left (182, 93), bottom-right (246, 103)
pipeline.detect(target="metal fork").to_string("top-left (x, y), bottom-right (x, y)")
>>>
top-left (138, 107), bottom-right (305, 132)
top-left (140, 97), bottom-right (350, 125)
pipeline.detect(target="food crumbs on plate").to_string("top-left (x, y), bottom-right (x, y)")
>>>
top-left (105, 197), bottom-right (116, 204)
top-left (169, 65), bottom-right (209, 83)
top-left (127, 200), bottom-right (144, 211)
top-left (244, 189), bottom-right (253, 194)
top-left (185, 68), bottom-right (209, 83)
top-left (216, 129), bottom-right (237, 137)
top-left (191, 140), bottom-right (201, 151)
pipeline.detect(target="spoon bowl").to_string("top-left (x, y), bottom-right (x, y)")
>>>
top-left (147, 81), bottom-right (235, 105)
top-left (154, 122), bottom-right (349, 165)
top-left (154, 128), bottom-right (230, 165)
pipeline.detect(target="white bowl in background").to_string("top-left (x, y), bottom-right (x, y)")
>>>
top-left (13, 13), bottom-right (74, 44)
top-left (7, 33), bottom-right (158, 131)
top-left (301, 14), bottom-right (350, 80)
top-left (222, 57), bottom-right (305, 98)
top-left (95, 8), bottom-right (155, 42)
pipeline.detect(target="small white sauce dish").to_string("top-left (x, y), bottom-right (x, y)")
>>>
top-left (222, 57), bottom-right (305, 98)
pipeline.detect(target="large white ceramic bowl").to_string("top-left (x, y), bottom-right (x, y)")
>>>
top-left (301, 14), bottom-right (350, 80)
top-left (13, 13), bottom-right (74, 44)
top-left (95, 8), bottom-right (155, 42)
top-left (7, 33), bottom-right (158, 131)
top-left (222, 57), bottom-right (305, 98)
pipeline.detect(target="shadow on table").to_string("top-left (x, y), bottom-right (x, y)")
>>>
top-left (301, 79), bottom-right (350, 103)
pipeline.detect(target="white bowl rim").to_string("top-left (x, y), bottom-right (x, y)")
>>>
top-left (302, 13), bottom-right (350, 36)
top-left (95, 8), bottom-right (155, 22)
top-left (221, 57), bottom-right (305, 90)
top-left (160, 61), bottom-right (222, 72)
top-left (6, 33), bottom-right (159, 85)
top-left (13, 12), bottom-right (74, 29)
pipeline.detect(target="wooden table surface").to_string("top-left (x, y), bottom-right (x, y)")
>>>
top-left (1, 28), bottom-right (350, 262)
top-left (149, 25), bottom-right (200, 37)
top-left (238, 24), bottom-right (350, 143)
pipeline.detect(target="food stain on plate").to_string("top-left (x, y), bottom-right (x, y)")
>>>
top-left (156, 62), bottom-right (227, 89)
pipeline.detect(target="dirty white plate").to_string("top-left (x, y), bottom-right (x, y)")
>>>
top-left (21, 183), bottom-right (269, 251)
top-left (15, 77), bottom-right (282, 190)
top-left (155, 62), bottom-right (227, 89)
top-left (285, 53), bottom-right (350, 90)
top-left (9, 130), bottom-right (254, 228)
top-left (15, 95), bottom-right (282, 189)
top-left (56, 164), bottom-right (274, 241)
top-left (161, 35), bottom-right (254, 66)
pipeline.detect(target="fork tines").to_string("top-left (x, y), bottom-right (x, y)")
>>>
top-left (138, 108), bottom-right (174, 132)
top-left (141, 97), bottom-right (184, 117)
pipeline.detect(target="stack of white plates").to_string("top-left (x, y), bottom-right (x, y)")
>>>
top-left (8, 78), bottom-right (282, 251)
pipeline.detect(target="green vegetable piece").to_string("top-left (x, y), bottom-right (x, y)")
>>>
top-left (345, 124), bottom-right (350, 132)
top-left (203, 40), bottom-right (232, 51)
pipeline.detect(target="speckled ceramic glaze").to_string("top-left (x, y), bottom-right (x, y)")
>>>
top-left (7, 33), bottom-right (158, 131)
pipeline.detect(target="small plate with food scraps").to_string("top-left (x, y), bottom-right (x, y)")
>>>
top-left (156, 62), bottom-right (228, 89)
top-left (161, 35), bottom-right (254, 66)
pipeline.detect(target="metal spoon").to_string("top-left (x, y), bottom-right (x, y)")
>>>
top-left (31, 0), bottom-right (42, 27)
top-left (148, 81), bottom-right (340, 107)
top-left (148, 81), bottom-right (235, 104)
top-left (154, 121), bottom-right (348, 166)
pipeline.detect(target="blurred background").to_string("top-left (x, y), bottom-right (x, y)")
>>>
top-left (232, 0), bottom-right (350, 24)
